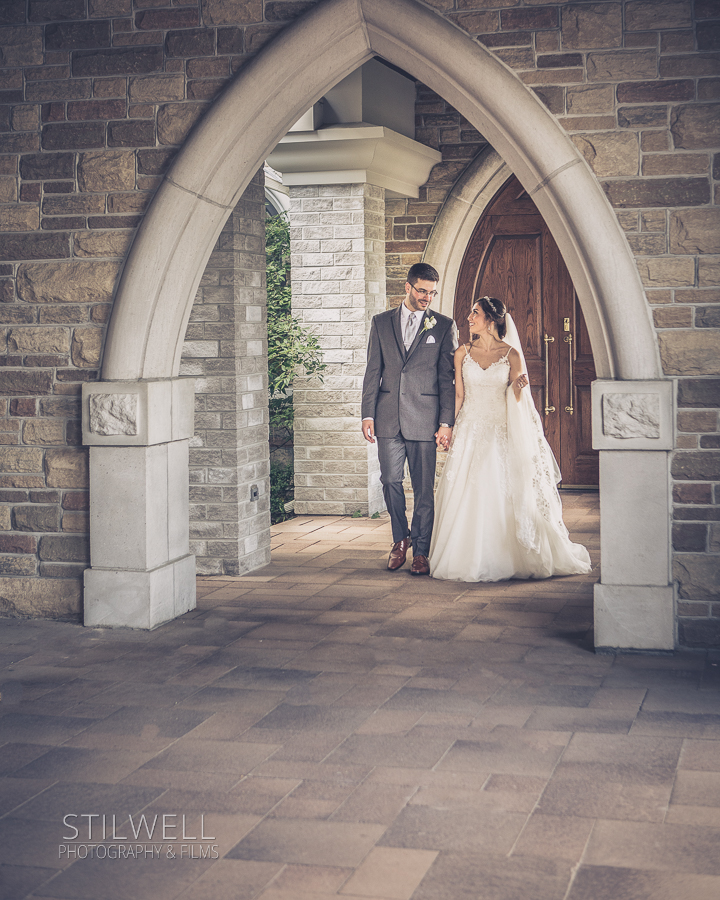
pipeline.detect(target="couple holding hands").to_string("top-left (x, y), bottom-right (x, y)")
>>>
top-left (361, 263), bottom-right (591, 582)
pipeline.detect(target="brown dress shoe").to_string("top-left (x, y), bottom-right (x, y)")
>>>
top-left (410, 554), bottom-right (430, 576)
top-left (387, 537), bottom-right (410, 571)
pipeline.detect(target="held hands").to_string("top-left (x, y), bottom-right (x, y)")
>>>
top-left (364, 420), bottom-right (452, 449)
top-left (436, 426), bottom-right (452, 450)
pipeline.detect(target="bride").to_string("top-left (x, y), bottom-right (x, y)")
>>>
top-left (428, 296), bottom-right (591, 582)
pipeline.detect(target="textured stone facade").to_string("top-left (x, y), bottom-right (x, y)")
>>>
top-left (0, 0), bottom-right (717, 644)
top-left (290, 183), bottom-right (385, 516)
top-left (385, 85), bottom-right (490, 305)
top-left (180, 171), bottom-right (270, 576)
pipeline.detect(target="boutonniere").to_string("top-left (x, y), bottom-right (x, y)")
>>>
top-left (420, 315), bottom-right (437, 334)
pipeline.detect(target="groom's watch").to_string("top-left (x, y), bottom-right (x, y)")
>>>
top-left (439, 423), bottom-right (451, 428)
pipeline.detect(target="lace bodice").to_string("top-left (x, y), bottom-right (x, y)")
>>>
top-left (444, 352), bottom-right (511, 491)
top-left (456, 352), bottom-right (510, 428)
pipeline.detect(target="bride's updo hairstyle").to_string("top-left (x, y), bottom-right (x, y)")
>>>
top-left (474, 296), bottom-right (507, 340)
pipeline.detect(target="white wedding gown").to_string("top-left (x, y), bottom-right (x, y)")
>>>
top-left (429, 351), bottom-right (592, 582)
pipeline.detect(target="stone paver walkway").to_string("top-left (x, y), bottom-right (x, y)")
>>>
top-left (1, 493), bottom-right (719, 899)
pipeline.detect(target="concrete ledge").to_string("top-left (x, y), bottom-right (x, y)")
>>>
top-left (268, 124), bottom-right (441, 198)
top-left (84, 554), bottom-right (196, 630)
top-left (594, 583), bottom-right (675, 651)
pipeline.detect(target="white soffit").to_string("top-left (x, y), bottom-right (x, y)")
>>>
top-left (267, 124), bottom-right (441, 198)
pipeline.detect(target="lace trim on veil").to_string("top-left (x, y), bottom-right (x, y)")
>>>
top-left (504, 314), bottom-right (568, 553)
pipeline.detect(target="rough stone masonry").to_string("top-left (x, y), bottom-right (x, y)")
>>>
top-left (0, 0), bottom-right (718, 647)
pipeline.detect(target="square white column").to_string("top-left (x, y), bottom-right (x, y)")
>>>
top-left (591, 381), bottom-right (675, 651)
top-left (290, 183), bottom-right (386, 516)
top-left (82, 378), bottom-right (196, 629)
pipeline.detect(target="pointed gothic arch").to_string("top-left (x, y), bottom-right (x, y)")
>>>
top-left (87, 0), bottom-right (673, 650)
top-left (102, 0), bottom-right (658, 382)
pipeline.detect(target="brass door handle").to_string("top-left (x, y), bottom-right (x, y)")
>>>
top-left (544, 334), bottom-right (555, 415)
top-left (564, 333), bottom-right (574, 415)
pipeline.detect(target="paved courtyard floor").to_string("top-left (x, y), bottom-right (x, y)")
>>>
top-left (1, 493), bottom-right (719, 900)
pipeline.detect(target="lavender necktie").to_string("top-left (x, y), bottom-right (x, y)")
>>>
top-left (404, 312), bottom-right (416, 350)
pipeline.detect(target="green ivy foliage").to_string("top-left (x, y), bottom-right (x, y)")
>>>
top-left (266, 213), bottom-right (325, 431)
top-left (269, 460), bottom-right (295, 525)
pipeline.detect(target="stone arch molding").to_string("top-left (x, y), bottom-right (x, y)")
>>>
top-left (425, 147), bottom-right (511, 321)
top-left (88, 0), bottom-right (675, 651)
top-left (103, 0), bottom-right (660, 383)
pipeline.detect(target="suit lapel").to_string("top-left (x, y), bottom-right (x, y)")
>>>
top-left (392, 304), bottom-right (406, 358)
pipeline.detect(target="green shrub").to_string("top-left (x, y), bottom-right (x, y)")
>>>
top-left (270, 460), bottom-right (295, 525)
top-left (266, 214), bottom-right (325, 434)
top-left (266, 214), bottom-right (326, 524)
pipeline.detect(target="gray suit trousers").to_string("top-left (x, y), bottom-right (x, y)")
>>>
top-left (377, 436), bottom-right (437, 556)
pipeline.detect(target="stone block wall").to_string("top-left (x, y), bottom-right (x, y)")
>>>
top-left (290, 183), bottom-right (385, 516)
top-left (0, 0), bottom-right (717, 643)
top-left (180, 170), bottom-right (271, 576)
top-left (385, 87), bottom-right (490, 304)
top-left (0, 0), bottom-right (287, 615)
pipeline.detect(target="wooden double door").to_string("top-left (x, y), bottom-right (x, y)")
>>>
top-left (454, 176), bottom-right (598, 487)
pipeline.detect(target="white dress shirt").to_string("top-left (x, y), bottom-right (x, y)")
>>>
top-left (400, 302), bottom-right (422, 350)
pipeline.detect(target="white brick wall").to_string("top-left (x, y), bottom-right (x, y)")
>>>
top-left (291, 183), bottom-right (385, 515)
top-left (181, 171), bottom-right (271, 575)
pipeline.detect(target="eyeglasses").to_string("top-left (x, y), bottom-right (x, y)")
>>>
top-left (411, 286), bottom-right (438, 299)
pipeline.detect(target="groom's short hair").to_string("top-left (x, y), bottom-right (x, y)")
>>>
top-left (407, 262), bottom-right (439, 285)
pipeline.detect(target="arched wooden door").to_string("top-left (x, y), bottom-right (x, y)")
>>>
top-left (454, 176), bottom-right (598, 487)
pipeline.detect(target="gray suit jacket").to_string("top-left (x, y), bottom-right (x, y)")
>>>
top-left (361, 305), bottom-right (456, 441)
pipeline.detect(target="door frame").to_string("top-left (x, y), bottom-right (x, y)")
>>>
top-left (438, 161), bottom-right (599, 487)
top-left (84, 0), bottom-right (674, 649)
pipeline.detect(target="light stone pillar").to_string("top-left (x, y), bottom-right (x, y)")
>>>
top-left (591, 381), bottom-right (675, 651)
top-left (290, 183), bottom-right (385, 516)
top-left (182, 171), bottom-right (271, 576)
top-left (81, 379), bottom-right (196, 629)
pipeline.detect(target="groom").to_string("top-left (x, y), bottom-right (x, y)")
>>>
top-left (361, 263), bottom-right (456, 575)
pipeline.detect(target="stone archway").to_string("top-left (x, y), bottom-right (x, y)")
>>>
top-left (425, 148), bottom-right (510, 322)
top-left (102, 0), bottom-right (658, 382)
top-left (83, 0), bottom-right (674, 649)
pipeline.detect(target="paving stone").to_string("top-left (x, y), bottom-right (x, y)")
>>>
top-left (414, 853), bottom-right (572, 900)
top-left (378, 803), bottom-right (526, 853)
top-left (584, 819), bottom-right (720, 875)
top-left (567, 866), bottom-right (720, 900)
top-left (14, 746), bottom-right (154, 784)
top-left (226, 817), bottom-right (386, 866)
top-left (169, 858), bottom-right (281, 900)
top-left (1, 500), bottom-right (718, 892)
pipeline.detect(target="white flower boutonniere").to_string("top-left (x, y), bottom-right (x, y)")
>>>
top-left (420, 315), bottom-right (437, 335)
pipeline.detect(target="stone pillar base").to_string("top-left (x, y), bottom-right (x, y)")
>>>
top-left (594, 584), bottom-right (675, 651)
top-left (84, 554), bottom-right (196, 629)
top-left (591, 384), bottom-right (675, 652)
top-left (82, 378), bottom-right (197, 629)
